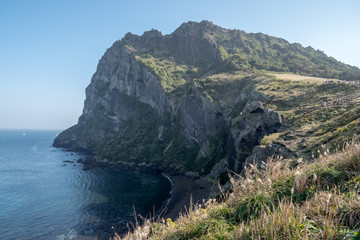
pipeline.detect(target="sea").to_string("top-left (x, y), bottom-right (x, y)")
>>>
top-left (0, 129), bottom-right (172, 240)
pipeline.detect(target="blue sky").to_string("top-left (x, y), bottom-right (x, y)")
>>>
top-left (0, 0), bottom-right (359, 130)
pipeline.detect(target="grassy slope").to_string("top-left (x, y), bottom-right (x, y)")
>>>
top-left (117, 73), bottom-right (360, 240)
top-left (255, 73), bottom-right (360, 157)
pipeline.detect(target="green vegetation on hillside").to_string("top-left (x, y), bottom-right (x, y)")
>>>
top-left (135, 54), bottom-right (189, 98)
top-left (194, 72), bottom-right (257, 110)
top-left (134, 53), bottom-right (210, 100)
top-left (208, 30), bottom-right (360, 80)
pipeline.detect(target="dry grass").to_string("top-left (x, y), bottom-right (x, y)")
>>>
top-left (237, 200), bottom-right (339, 239)
top-left (270, 73), bottom-right (340, 84)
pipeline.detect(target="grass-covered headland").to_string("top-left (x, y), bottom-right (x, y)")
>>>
top-left (118, 138), bottom-right (360, 239)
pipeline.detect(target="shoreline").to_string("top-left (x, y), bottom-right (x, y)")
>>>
top-left (80, 155), bottom-right (213, 220)
top-left (160, 173), bottom-right (175, 213)
top-left (162, 173), bottom-right (212, 220)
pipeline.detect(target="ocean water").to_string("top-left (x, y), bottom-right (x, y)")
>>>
top-left (0, 129), bottom-right (172, 239)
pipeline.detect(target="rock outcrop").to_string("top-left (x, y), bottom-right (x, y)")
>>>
top-left (228, 90), bottom-right (282, 172)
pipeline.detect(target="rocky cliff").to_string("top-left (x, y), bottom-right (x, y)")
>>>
top-left (54, 20), bottom-right (360, 177)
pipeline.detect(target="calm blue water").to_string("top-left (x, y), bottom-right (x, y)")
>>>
top-left (0, 130), bottom-right (171, 240)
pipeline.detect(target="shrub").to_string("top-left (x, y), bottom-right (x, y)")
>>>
top-left (234, 191), bottom-right (273, 221)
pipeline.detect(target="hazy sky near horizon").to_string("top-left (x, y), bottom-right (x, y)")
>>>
top-left (1, 0), bottom-right (359, 130)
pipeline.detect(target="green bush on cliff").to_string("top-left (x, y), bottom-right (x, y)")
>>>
top-left (135, 54), bottom-right (202, 99)
top-left (194, 127), bottom-right (227, 175)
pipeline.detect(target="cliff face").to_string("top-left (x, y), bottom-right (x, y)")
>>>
top-left (54, 20), bottom-right (360, 176)
top-left (54, 44), bottom-right (169, 151)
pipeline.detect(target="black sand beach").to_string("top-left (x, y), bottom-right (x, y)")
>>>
top-left (164, 174), bottom-right (212, 220)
